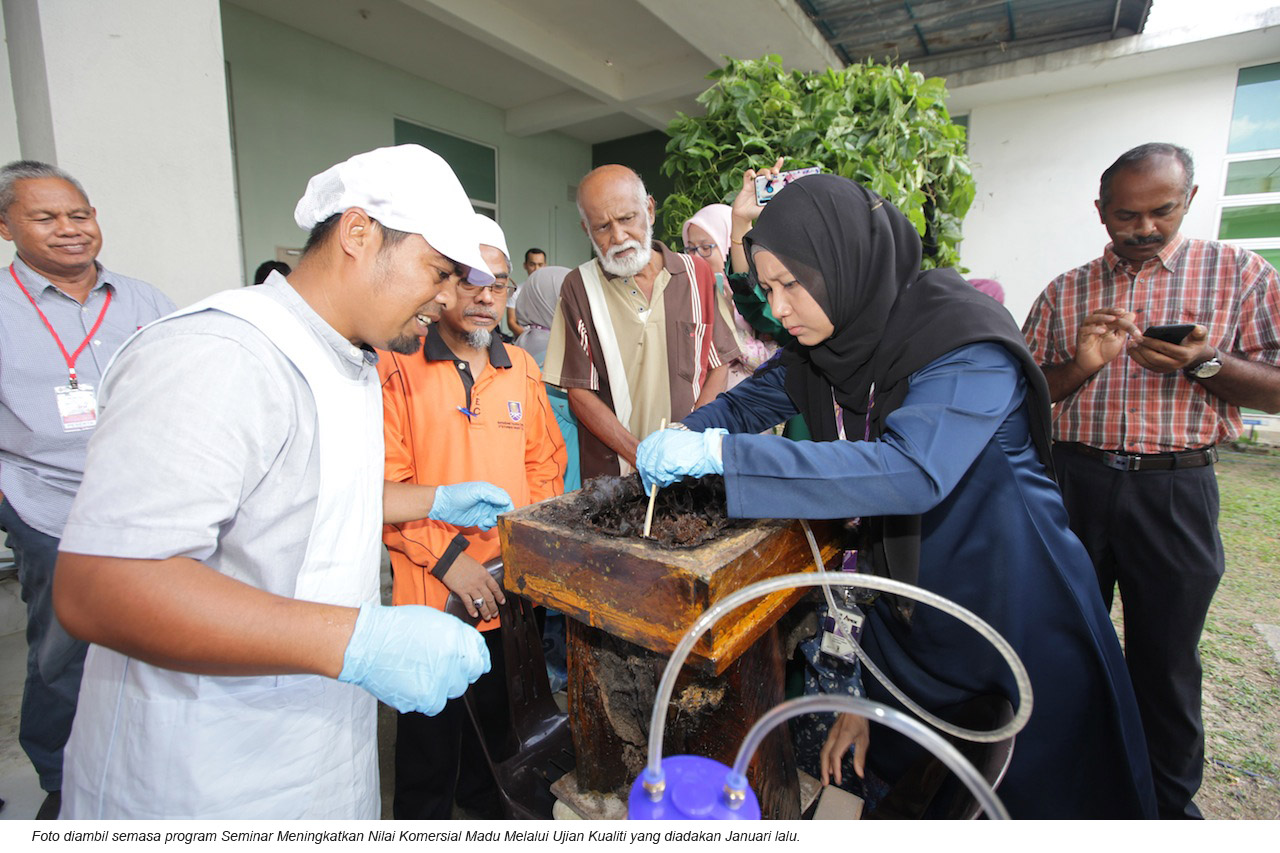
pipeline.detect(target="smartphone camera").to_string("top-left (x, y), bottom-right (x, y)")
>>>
top-left (755, 167), bottom-right (822, 205)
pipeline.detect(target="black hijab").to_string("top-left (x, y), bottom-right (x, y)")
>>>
top-left (744, 175), bottom-right (1054, 622)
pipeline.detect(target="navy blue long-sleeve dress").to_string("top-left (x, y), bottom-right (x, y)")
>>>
top-left (682, 342), bottom-right (1156, 818)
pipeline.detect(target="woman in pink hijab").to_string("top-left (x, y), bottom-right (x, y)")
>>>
top-left (968, 278), bottom-right (1006, 304)
top-left (682, 203), bottom-right (775, 387)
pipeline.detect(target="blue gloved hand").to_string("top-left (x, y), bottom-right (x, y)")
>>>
top-left (338, 603), bottom-right (490, 715)
top-left (636, 427), bottom-right (728, 493)
top-left (428, 481), bottom-right (514, 530)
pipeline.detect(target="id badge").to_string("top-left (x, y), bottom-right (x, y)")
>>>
top-left (819, 600), bottom-right (865, 664)
top-left (55, 384), bottom-right (97, 432)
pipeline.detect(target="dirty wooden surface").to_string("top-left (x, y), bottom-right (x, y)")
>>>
top-left (567, 619), bottom-right (800, 819)
top-left (499, 495), bottom-right (841, 674)
top-left (499, 491), bottom-right (842, 817)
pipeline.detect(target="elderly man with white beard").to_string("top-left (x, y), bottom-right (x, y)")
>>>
top-left (543, 165), bottom-right (740, 479)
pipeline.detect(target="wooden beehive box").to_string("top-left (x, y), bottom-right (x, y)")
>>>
top-left (498, 490), bottom-right (842, 674)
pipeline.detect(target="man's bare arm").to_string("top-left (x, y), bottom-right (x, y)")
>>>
top-left (1130, 330), bottom-right (1280, 412)
top-left (383, 480), bottom-right (438, 525)
top-left (1198, 355), bottom-right (1280, 412)
top-left (507, 306), bottom-right (525, 338)
top-left (1041, 361), bottom-right (1098, 403)
top-left (54, 552), bottom-right (356, 678)
top-left (384, 480), bottom-right (511, 529)
top-left (1041, 307), bottom-right (1140, 402)
top-left (694, 363), bottom-right (729, 409)
top-left (568, 387), bottom-right (640, 468)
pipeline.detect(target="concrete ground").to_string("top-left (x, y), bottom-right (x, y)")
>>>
top-left (1, 555), bottom-right (45, 819)
top-left (3, 564), bottom-right (1280, 821)
top-left (0, 624), bottom-right (43, 820)
top-left (0, 555), bottom-right (402, 820)
top-left (0, 622), bottom-right (399, 821)
top-left (3, 514), bottom-right (1280, 821)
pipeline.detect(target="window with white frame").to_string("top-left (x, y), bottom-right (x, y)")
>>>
top-left (1218, 62), bottom-right (1280, 271)
top-left (393, 118), bottom-right (498, 219)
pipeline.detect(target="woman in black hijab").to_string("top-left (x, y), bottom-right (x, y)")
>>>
top-left (636, 174), bottom-right (1155, 818)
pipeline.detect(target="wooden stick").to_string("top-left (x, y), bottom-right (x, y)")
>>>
top-left (643, 418), bottom-right (667, 538)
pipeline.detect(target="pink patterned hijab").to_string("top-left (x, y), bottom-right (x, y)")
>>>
top-left (681, 204), bottom-right (733, 271)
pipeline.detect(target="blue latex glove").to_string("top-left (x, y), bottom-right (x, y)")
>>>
top-left (636, 427), bottom-right (727, 492)
top-left (428, 481), bottom-right (514, 530)
top-left (338, 603), bottom-right (490, 715)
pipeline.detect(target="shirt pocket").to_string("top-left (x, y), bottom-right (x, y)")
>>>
top-left (1177, 308), bottom-right (1229, 350)
top-left (673, 320), bottom-right (708, 383)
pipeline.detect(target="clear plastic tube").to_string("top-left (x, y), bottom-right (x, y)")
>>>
top-left (729, 695), bottom-right (1009, 820)
top-left (799, 521), bottom-right (1022, 743)
top-left (642, 565), bottom-right (1033, 794)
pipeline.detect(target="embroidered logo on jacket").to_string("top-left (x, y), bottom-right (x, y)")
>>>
top-left (507, 401), bottom-right (523, 422)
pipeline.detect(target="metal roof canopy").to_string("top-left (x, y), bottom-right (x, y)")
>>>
top-left (799, 0), bottom-right (1153, 78)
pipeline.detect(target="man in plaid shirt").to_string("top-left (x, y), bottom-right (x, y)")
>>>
top-left (1023, 142), bottom-right (1280, 819)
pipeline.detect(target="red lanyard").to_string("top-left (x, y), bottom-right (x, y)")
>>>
top-left (9, 263), bottom-right (112, 389)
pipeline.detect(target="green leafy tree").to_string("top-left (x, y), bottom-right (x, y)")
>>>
top-left (660, 55), bottom-right (974, 269)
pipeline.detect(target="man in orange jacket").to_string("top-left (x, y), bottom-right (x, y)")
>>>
top-left (378, 214), bottom-right (566, 818)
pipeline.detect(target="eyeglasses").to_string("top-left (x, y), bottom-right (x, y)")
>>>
top-left (683, 243), bottom-right (719, 258)
top-left (456, 281), bottom-right (514, 298)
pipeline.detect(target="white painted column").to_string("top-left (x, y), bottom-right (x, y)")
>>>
top-left (0, 10), bottom-right (23, 164)
top-left (3, 0), bottom-right (242, 303)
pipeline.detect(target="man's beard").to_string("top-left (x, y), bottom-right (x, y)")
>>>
top-left (465, 327), bottom-right (492, 349)
top-left (594, 217), bottom-right (654, 278)
top-left (376, 245), bottom-right (426, 355)
top-left (386, 333), bottom-right (422, 355)
top-left (460, 307), bottom-right (497, 351)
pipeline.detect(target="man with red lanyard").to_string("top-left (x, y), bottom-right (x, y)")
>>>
top-left (1023, 143), bottom-right (1280, 819)
top-left (0, 160), bottom-right (175, 819)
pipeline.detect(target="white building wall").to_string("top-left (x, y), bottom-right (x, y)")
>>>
top-left (3, 0), bottom-right (242, 306)
top-left (950, 8), bottom-right (1280, 326)
top-left (0, 10), bottom-right (24, 164)
top-left (958, 63), bottom-right (1244, 324)
top-left (221, 4), bottom-right (593, 286)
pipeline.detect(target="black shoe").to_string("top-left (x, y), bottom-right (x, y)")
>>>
top-left (36, 791), bottom-right (60, 820)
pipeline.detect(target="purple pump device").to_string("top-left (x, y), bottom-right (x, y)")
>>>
top-left (628, 757), bottom-right (759, 821)
top-left (625, 566), bottom-right (1028, 821)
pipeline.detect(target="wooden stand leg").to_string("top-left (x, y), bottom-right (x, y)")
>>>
top-left (567, 618), bottom-right (800, 819)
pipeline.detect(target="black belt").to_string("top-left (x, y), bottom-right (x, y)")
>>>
top-left (1059, 442), bottom-right (1218, 472)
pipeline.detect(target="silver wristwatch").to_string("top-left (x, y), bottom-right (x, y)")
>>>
top-left (1185, 349), bottom-right (1222, 379)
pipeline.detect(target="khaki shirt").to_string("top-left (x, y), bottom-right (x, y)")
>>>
top-left (543, 242), bottom-right (741, 478)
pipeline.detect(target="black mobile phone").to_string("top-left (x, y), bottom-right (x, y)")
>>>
top-left (1142, 323), bottom-right (1196, 344)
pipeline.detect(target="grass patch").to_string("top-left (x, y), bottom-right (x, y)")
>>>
top-left (1196, 451), bottom-right (1280, 819)
top-left (1108, 450), bottom-right (1280, 818)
